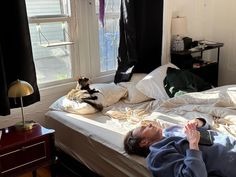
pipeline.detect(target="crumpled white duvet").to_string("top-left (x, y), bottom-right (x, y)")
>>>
top-left (104, 85), bottom-right (236, 137)
top-left (152, 85), bottom-right (236, 137)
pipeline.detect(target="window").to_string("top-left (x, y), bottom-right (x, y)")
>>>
top-left (90, 0), bottom-right (120, 77)
top-left (26, 0), bottom-right (74, 86)
top-left (25, 0), bottom-right (120, 86)
top-left (95, 0), bottom-right (120, 72)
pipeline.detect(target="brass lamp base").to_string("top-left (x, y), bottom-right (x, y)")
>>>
top-left (15, 121), bottom-right (35, 131)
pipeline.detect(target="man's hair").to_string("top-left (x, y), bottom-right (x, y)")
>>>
top-left (123, 130), bottom-right (150, 157)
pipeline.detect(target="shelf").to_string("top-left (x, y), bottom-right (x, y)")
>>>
top-left (171, 42), bottom-right (224, 55)
top-left (190, 63), bottom-right (218, 87)
top-left (192, 61), bottom-right (217, 69)
top-left (171, 40), bottom-right (223, 87)
top-left (40, 41), bottom-right (75, 48)
top-left (198, 40), bottom-right (223, 47)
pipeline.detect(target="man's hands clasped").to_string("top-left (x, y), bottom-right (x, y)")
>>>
top-left (184, 121), bottom-right (200, 150)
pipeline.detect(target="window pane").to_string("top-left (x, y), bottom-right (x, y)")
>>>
top-left (29, 23), bottom-right (72, 84)
top-left (95, 0), bottom-right (120, 13)
top-left (96, 0), bottom-right (120, 72)
top-left (25, 0), bottom-right (70, 16)
top-left (99, 19), bottom-right (119, 72)
top-left (26, 0), bottom-right (73, 84)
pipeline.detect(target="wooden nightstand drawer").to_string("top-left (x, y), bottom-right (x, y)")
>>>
top-left (0, 124), bottom-right (55, 177)
top-left (0, 140), bottom-right (47, 174)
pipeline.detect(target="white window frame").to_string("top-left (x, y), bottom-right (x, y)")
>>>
top-left (88, 0), bottom-right (118, 82)
top-left (27, 0), bottom-right (118, 89)
top-left (27, 0), bottom-right (82, 88)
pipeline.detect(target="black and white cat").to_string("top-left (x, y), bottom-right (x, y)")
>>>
top-left (66, 77), bottom-right (103, 111)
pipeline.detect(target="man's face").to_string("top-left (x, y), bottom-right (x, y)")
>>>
top-left (132, 123), bottom-right (163, 146)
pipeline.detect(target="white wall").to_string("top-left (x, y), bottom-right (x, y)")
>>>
top-left (0, 83), bottom-right (75, 129)
top-left (172, 0), bottom-right (236, 85)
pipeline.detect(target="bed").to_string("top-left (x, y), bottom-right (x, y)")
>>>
top-left (44, 63), bottom-right (236, 177)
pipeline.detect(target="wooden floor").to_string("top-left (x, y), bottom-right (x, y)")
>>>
top-left (18, 149), bottom-right (101, 177)
top-left (18, 167), bottom-right (51, 177)
top-left (17, 148), bottom-right (101, 177)
top-left (18, 166), bottom-right (78, 177)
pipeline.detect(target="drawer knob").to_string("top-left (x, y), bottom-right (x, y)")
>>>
top-left (21, 146), bottom-right (26, 151)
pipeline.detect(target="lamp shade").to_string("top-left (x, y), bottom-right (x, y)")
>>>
top-left (171, 16), bottom-right (187, 36)
top-left (8, 79), bottom-right (34, 98)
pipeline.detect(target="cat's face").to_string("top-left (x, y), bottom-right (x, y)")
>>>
top-left (77, 77), bottom-right (89, 89)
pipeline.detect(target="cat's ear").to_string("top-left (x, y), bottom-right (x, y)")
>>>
top-left (78, 76), bottom-right (84, 83)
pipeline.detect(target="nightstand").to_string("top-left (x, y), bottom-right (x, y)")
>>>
top-left (0, 123), bottom-right (55, 177)
top-left (171, 41), bottom-right (224, 87)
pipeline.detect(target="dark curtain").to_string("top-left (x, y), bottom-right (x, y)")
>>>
top-left (114, 0), bottom-right (164, 83)
top-left (0, 0), bottom-right (40, 116)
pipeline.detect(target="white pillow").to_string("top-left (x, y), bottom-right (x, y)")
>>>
top-left (136, 63), bottom-right (179, 100)
top-left (90, 82), bottom-right (127, 107)
top-left (49, 82), bottom-right (127, 115)
top-left (49, 96), bottom-right (97, 114)
top-left (118, 73), bottom-right (152, 103)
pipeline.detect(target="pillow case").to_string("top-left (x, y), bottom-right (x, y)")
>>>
top-left (164, 67), bottom-right (213, 98)
top-left (49, 96), bottom-right (97, 114)
top-left (136, 63), bottom-right (179, 100)
top-left (118, 73), bottom-right (152, 103)
top-left (49, 82), bottom-right (127, 114)
top-left (90, 82), bottom-right (127, 107)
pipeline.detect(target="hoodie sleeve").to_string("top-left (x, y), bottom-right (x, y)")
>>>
top-left (147, 139), bottom-right (208, 177)
top-left (182, 149), bottom-right (208, 177)
top-left (196, 118), bottom-right (210, 131)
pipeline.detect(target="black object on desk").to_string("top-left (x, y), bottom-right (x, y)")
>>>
top-left (171, 41), bottom-right (224, 87)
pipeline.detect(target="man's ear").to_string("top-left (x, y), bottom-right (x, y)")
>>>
top-left (139, 139), bottom-right (150, 147)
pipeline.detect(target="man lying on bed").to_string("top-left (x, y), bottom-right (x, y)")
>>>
top-left (124, 118), bottom-right (236, 177)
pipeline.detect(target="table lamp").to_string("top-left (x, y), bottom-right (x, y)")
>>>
top-left (8, 79), bottom-right (34, 131)
top-left (171, 16), bottom-right (187, 52)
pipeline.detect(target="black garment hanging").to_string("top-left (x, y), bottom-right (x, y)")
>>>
top-left (114, 0), bottom-right (164, 83)
top-left (0, 0), bottom-right (40, 116)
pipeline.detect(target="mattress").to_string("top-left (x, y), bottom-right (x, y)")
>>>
top-left (45, 109), bottom-right (153, 177)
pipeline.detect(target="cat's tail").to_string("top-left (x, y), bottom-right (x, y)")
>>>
top-left (83, 100), bottom-right (103, 112)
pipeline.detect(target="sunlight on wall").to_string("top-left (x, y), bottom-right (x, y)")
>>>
top-left (172, 0), bottom-right (236, 85)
